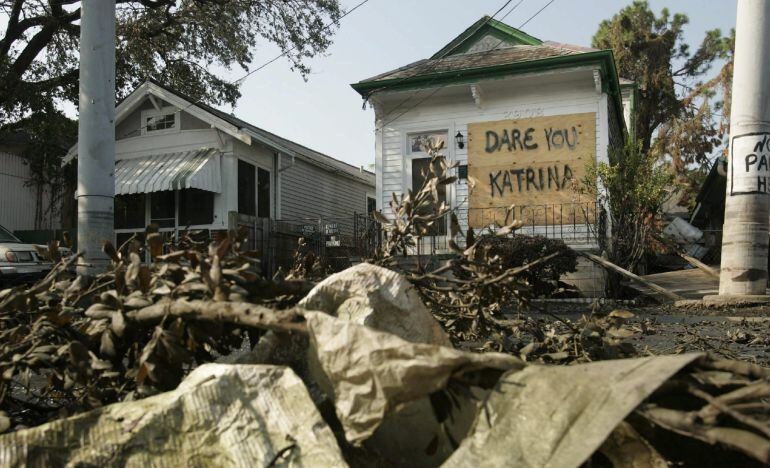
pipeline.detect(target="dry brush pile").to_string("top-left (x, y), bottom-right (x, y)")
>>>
top-left (0, 142), bottom-right (769, 466)
top-left (0, 229), bottom-right (310, 430)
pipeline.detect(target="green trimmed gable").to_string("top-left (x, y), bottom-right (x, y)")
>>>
top-left (350, 17), bottom-right (628, 141)
top-left (431, 16), bottom-right (542, 59)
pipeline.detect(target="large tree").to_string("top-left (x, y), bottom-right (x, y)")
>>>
top-left (593, 1), bottom-right (732, 173)
top-left (0, 0), bottom-right (342, 122)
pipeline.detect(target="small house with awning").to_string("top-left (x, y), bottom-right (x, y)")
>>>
top-left (65, 79), bottom-right (375, 250)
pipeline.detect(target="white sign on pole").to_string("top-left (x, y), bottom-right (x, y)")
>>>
top-left (730, 133), bottom-right (770, 195)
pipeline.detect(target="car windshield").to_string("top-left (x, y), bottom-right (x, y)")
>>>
top-left (0, 225), bottom-right (20, 243)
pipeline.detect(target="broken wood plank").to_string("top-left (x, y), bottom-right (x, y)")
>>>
top-left (677, 252), bottom-right (720, 279)
top-left (578, 252), bottom-right (684, 302)
top-left (651, 233), bottom-right (720, 279)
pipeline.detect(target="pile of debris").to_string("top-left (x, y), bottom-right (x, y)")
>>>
top-left (1, 251), bottom-right (770, 466)
top-left (2, 143), bottom-right (769, 466)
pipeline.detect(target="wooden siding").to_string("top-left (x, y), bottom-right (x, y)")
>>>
top-left (116, 99), bottom-right (156, 140)
top-left (279, 155), bottom-right (373, 236)
top-left (0, 151), bottom-right (59, 231)
top-left (374, 68), bottom-right (607, 246)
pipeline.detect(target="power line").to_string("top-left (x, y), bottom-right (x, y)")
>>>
top-left (499, 0), bottom-right (526, 23)
top-left (518, 0), bottom-right (555, 29)
top-left (372, 0), bottom-right (521, 123)
top-left (122, 0), bottom-right (373, 139)
top-left (235, 0), bottom-right (372, 84)
top-left (378, 0), bottom-right (557, 129)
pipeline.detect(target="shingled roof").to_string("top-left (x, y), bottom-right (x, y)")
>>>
top-left (359, 42), bottom-right (589, 84)
top-left (351, 16), bottom-right (628, 99)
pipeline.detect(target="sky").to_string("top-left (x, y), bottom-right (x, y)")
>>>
top-left (177, 1), bottom-right (737, 170)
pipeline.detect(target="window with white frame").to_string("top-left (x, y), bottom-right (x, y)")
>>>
top-left (141, 107), bottom-right (179, 135)
top-left (407, 131), bottom-right (447, 155)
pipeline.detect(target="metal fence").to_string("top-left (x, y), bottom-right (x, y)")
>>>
top-left (412, 202), bottom-right (603, 256)
top-left (352, 213), bottom-right (382, 259)
top-left (230, 202), bottom-right (603, 275)
top-left (231, 212), bottom-right (379, 277)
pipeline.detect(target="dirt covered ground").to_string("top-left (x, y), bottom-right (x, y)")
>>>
top-left (530, 301), bottom-right (770, 366)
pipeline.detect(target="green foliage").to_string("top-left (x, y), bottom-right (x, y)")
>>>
top-left (0, 0), bottom-right (343, 122)
top-left (583, 140), bottom-right (673, 295)
top-left (593, 0), bottom-right (733, 173)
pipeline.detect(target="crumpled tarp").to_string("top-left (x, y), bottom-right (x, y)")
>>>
top-left (442, 353), bottom-right (702, 468)
top-left (0, 364), bottom-right (346, 467)
top-left (299, 263), bottom-right (450, 346)
top-left (304, 311), bottom-right (524, 446)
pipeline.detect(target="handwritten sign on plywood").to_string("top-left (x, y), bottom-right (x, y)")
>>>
top-left (467, 112), bottom-right (597, 228)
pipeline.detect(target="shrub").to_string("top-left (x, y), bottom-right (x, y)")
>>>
top-left (471, 234), bottom-right (578, 297)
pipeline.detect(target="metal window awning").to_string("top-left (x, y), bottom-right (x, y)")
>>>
top-left (115, 148), bottom-right (222, 195)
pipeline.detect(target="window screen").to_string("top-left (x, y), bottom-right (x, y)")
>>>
top-left (150, 191), bottom-right (175, 228)
top-left (114, 194), bottom-right (146, 229)
top-left (411, 158), bottom-right (447, 235)
top-left (257, 168), bottom-right (271, 218)
top-left (367, 197), bottom-right (377, 214)
top-left (238, 160), bottom-right (256, 216)
top-left (116, 232), bottom-right (145, 252)
top-left (179, 189), bottom-right (214, 226)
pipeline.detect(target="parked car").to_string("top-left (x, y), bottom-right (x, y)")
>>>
top-left (0, 224), bottom-right (54, 287)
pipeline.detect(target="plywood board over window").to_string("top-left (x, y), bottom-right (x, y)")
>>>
top-left (467, 112), bottom-right (597, 228)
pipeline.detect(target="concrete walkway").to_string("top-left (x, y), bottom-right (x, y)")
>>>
top-left (641, 268), bottom-right (770, 300)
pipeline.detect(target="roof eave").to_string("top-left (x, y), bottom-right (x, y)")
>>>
top-left (242, 128), bottom-right (374, 185)
top-left (351, 49), bottom-right (627, 143)
top-left (352, 50), bottom-right (612, 95)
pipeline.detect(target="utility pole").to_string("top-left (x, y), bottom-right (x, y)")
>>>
top-left (715, 0), bottom-right (770, 299)
top-left (76, 0), bottom-right (116, 276)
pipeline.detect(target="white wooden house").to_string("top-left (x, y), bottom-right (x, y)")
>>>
top-left (352, 17), bottom-right (637, 296)
top-left (65, 80), bottom-right (375, 257)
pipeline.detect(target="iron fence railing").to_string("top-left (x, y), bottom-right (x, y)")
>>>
top-left (230, 202), bottom-right (603, 273)
top-left (233, 212), bottom-right (377, 276)
top-left (412, 202), bottom-right (603, 256)
top-left (353, 212), bottom-right (382, 259)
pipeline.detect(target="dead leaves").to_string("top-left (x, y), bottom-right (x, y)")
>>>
top-left (0, 228), bottom-right (314, 430)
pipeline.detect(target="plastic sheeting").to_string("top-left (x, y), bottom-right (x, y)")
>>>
top-left (443, 353), bottom-right (702, 468)
top-left (299, 263), bottom-right (451, 346)
top-left (0, 364), bottom-right (346, 467)
top-left (304, 311), bottom-right (523, 445)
